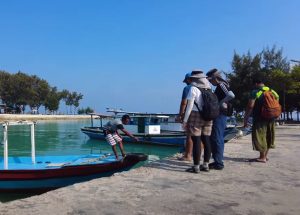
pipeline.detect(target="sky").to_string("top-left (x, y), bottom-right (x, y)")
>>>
top-left (0, 0), bottom-right (299, 114)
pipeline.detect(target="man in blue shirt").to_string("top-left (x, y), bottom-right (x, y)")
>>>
top-left (176, 72), bottom-right (192, 161)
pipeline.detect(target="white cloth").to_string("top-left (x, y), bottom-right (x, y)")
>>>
top-left (186, 86), bottom-right (203, 111)
top-left (183, 86), bottom-right (203, 123)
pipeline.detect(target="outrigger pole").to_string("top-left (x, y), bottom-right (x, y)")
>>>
top-left (2, 121), bottom-right (36, 170)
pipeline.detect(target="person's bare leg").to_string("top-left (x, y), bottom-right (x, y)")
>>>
top-left (265, 149), bottom-right (269, 161)
top-left (257, 152), bottom-right (267, 162)
top-left (184, 136), bottom-right (193, 160)
top-left (118, 141), bottom-right (126, 157)
top-left (112, 145), bottom-right (118, 159)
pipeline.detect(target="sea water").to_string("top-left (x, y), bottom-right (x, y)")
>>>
top-left (0, 119), bottom-right (180, 202)
top-left (0, 119), bottom-right (180, 160)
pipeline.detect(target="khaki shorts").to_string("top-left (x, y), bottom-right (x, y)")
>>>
top-left (186, 111), bottom-right (213, 136)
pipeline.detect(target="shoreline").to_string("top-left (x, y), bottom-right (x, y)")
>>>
top-left (0, 114), bottom-right (92, 121)
top-left (0, 125), bottom-right (299, 214)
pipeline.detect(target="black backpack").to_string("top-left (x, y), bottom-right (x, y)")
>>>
top-left (194, 88), bottom-right (220, 121)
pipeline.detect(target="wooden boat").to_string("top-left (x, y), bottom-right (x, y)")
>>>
top-left (0, 121), bottom-right (147, 193)
top-left (81, 111), bottom-right (186, 146)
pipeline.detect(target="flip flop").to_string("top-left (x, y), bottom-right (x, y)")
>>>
top-left (178, 157), bottom-right (192, 162)
top-left (249, 158), bottom-right (267, 163)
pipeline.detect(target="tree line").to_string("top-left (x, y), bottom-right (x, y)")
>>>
top-left (0, 71), bottom-right (92, 114)
top-left (227, 46), bottom-right (300, 121)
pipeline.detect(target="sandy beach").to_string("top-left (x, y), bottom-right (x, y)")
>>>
top-left (0, 125), bottom-right (299, 215)
top-left (0, 114), bottom-right (92, 121)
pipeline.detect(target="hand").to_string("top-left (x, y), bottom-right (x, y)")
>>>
top-left (133, 137), bottom-right (139, 142)
top-left (221, 102), bottom-right (228, 109)
top-left (175, 115), bottom-right (182, 123)
top-left (182, 122), bottom-right (187, 131)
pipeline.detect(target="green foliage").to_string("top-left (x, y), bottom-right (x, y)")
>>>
top-left (78, 107), bottom-right (94, 115)
top-left (228, 46), bottom-right (299, 118)
top-left (0, 71), bottom-right (84, 114)
top-left (44, 87), bottom-right (60, 113)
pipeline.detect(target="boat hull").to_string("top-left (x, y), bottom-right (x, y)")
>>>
top-left (81, 127), bottom-right (186, 146)
top-left (0, 153), bottom-right (147, 193)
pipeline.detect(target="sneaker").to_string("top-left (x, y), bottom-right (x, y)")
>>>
top-left (200, 165), bottom-right (209, 172)
top-left (209, 162), bottom-right (224, 170)
top-left (186, 166), bottom-right (200, 174)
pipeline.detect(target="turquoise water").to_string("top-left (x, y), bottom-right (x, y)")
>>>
top-left (0, 119), bottom-right (180, 202)
top-left (0, 119), bottom-right (180, 160)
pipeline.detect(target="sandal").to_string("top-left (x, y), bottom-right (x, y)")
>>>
top-left (249, 158), bottom-right (267, 163)
top-left (178, 157), bottom-right (192, 161)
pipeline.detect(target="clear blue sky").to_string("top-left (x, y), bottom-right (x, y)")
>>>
top-left (0, 0), bottom-right (299, 113)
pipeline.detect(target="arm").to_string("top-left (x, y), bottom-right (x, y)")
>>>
top-left (120, 128), bottom-right (139, 142)
top-left (219, 83), bottom-right (235, 104)
top-left (243, 99), bottom-right (255, 127)
top-left (176, 99), bottom-right (188, 122)
top-left (182, 97), bottom-right (195, 130)
top-left (220, 90), bottom-right (235, 104)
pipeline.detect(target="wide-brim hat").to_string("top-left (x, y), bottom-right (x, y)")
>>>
top-left (190, 72), bottom-right (207, 79)
top-left (206, 68), bottom-right (229, 85)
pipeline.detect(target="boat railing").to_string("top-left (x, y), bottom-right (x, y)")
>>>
top-left (2, 120), bottom-right (36, 170)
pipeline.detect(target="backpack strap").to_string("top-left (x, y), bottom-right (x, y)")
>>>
top-left (257, 87), bottom-right (279, 100)
top-left (194, 100), bottom-right (201, 113)
top-left (193, 87), bottom-right (204, 113)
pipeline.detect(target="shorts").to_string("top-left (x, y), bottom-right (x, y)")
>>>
top-left (186, 111), bottom-right (213, 136)
top-left (105, 133), bottom-right (122, 146)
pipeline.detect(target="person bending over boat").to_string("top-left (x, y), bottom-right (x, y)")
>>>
top-left (103, 114), bottom-right (139, 160)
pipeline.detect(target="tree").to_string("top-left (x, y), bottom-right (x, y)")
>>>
top-left (60, 89), bottom-right (70, 114)
top-left (228, 46), bottom-right (300, 121)
top-left (78, 107), bottom-right (94, 115)
top-left (44, 87), bottom-right (61, 114)
top-left (27, 75), bottom-right (51, 113)
top-left (0, 71), bottom-right (85, 114)
top-left (227, 51), bottom-right (262, 112)
top-left (72, 92), bottom-right (83, 114)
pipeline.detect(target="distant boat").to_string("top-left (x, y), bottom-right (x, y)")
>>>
top-left (0, 121), bottom-right (147, 193)
top-left (224, 116), bottom-right (252, 142)
top-left (81, 111), bottom-right (186, 146)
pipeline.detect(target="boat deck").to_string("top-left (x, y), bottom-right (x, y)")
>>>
top-left (0, 154), bottom-right (117, 170)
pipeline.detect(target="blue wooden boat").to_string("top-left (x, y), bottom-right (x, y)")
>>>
top-left (81, 111), bottom-right (186, 146)
top-left (0, 121), bottom-right (147, 193)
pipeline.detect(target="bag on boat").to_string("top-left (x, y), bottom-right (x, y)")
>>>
top-left (194, 88), bottom-right (220, 121)
top-left (260, 89), bottom-right (282, 119)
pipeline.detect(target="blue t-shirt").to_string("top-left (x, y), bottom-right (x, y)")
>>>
top-left (182, 85), bottom-right (191, 100)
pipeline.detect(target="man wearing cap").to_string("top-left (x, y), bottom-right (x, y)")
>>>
top-left (182, 71), bottom-right (212, 173)
top-left (206, 69), bottom-right (235, 170)
top-left (176, 72), bottom-right (193, 161)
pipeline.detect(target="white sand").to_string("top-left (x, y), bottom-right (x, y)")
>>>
top-left (0, 114), bottom-right (92, 121)
top-left (0, 125), bottom-right (300, 215)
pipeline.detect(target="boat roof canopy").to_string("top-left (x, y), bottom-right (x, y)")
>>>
top-left (105, 108), bottom-right (178, 118)
top-left (88, 113), bottom-right (113, 118)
